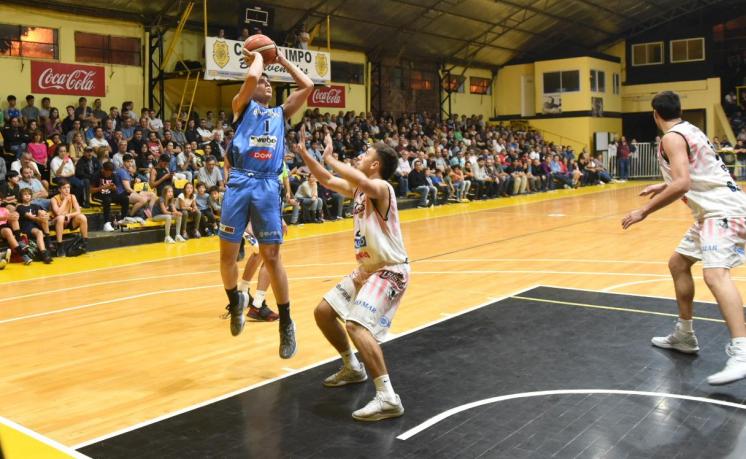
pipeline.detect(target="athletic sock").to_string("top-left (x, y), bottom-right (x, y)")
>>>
top-left (732, 337), bottom-right (746, 348)
top-left (678, 318), bottom-right (694, 333)
top-left (237, 279), bottom-right (250, 295)
top-left (254, 290), bottom-right (266, 309)
top-left (225, 287), bottom-right (239, 306)
top-left (341, 349), bottom-right (361, 369)
top-left (374, 374), bottom-right (396, 400)
top-left (278, 302), bottom-right (290, 326)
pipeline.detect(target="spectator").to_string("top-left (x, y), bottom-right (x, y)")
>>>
top-left (22, 95), bottom-right (40, 123)
top-left (74, 97), bottom-right (93, 125)
top-left (11, 152), bottom-right (43, 180)
top-left (197, 119), bottom-right (213, 146)
top-left (176, 143), bottom-right (198, 182)
top-left (112, 140), bottom-right (129, 169)
top-left (294, 175), bottom-right (324, 223)
top-left (43, 107), bottom-right (61, 137)
top-left (74, 146), bottom-right (99, 207)
top-left (592, 153), bottom-right (612, 184)
top-left (617, 137), bottom-right (630, 181)
top-left (0, 205), bottom-right (32, 264)
top-left (149, 153), bottom-right (173, 196)
top-left (407, 159), bottom-right (435, 207)
top-left (39, 97), bottom-right (52, 120)
top-left (177, 182), bottom-right (201, 239)
top-left (50, 178), bottom-right (88, 257)
top-left (17, 188), bottom-right (53, 263)
top-left (208, 185), bottom-right (221, 221)
top-left (92, 98), bottom-right (107, 123)
top-left (50, 145), bottom-right (86, 206)
top-left (151, 185), bottom-right (185, 243)
top-left (195, 182), bottom-right (217, 235)
top-left (4, 95), bottom-right (20, 121)
top-left (118, 154), bottom-right (156, 219)
top-left (3, 117), bottom-right (28, 159)
top-left (19, 166), bottom-right (50, 210)
top-left (395, 150), bottom-right (411, 197)
top-left (1, 170), bottom-right (21, 207)
top-left (197, 155), bottom-right (224, 191)
top-left (172, 120), bottom-right (187, 146)
top-left (61, 105), bottom-right (75, 134)
top-left (90, 163), bottom-right (124, 231)
top-left (88, 127), bottom-right (112, 159)
top-left (450, 165), bottom-right (470, 202)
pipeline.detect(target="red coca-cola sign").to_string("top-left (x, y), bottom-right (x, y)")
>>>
top-left (31, 61), bottom-right (106, 97)
top-left (307, 85), bottom-right (345, 108)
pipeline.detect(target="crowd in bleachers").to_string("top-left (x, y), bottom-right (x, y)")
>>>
top-left (724, 89), bottom-right (746, 154)
top-left (0, 92), bottom-right (622, 269)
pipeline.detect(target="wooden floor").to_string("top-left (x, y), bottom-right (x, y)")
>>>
top-left (2, 181), bottom-right (744, 449)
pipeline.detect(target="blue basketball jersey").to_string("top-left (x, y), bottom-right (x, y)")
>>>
top-left (230, 100), bottom-right (285, 175)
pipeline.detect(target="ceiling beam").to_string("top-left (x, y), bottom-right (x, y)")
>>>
top-left (496, 0), bottom-right (613, 37)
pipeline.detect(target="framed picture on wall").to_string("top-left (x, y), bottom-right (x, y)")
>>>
top-left (542, 93), bottom-right (562, 114)
top-left (591, 97), bottom-right (604, 117)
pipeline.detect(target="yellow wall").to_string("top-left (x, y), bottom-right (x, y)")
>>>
top-left (622, 78), bottom-right (722, 136)
top-left (534, 57), bottom-right (621, 113)
top-left (441, 66), bottom-right (494, 119)
top-left (587, 57), bottom-right (622, 113)
top-left (528, 117), bottom-right (622, 152)
top-left (0, 5), bottom-right (146, 114)
top-left (495, 63), bottom-right (533, 116)
top-left (600, 40), bottom-right (626, 83)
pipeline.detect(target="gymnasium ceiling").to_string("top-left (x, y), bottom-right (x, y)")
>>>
top-left (15, 0), bottom-right (744, 68)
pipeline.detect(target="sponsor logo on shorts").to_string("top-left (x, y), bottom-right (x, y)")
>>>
top-left (379, 270), bottom-right (406, 291)
top-left (249, 135), bottom-right (277, 148)
top-left (379, 316), bottom-right (391, 328)
top-left (252, 150), bottom-right (272, 160)
top-left (335, 284), bottom-right (351, 302)
top-left (355, 251), bottom-right (370, 261)
top-left (702, 244), bottom-right (719, 252)
top-left (354, 230), bottom-right (367, 249)
top-left (219, 223), bottom-right (235, 234)
top-left (719, 218), bottom-right (729, 229)
top-left (354, 300), bottom-right (377, 314)
top-left (258, 230), bottom-right (282, 239)
top-left (735, 246), bottom-right (745, 256)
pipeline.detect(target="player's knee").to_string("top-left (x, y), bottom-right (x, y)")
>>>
top-left (345, 320), bottom-right (365, 337)
top-left (703, 268), bottom-right (728, 288)
top-left (668, 254), bottom-right (691, 275)
top-left (260, 245), bottom-right (280, 264)
top-left (314, 301), bottom-right (333, 324)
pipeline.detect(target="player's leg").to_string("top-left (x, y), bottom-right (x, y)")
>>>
top-left (317, 275), bottom-right (366, 387)
top-left (218, 178), bottom-right (251, 336)
top-left (652, 228), bottom-right (701, 354)
top-left (248, 263), bottom-right (279, 321)
top-left (345, 269), bottom-right (408, 421)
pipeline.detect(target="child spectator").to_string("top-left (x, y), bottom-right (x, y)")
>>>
top-left (208, 186), bottom-right (222, 219)
top-left (177, 182), bottom-right (201, 239)
top-left (17, 188), bottom-right (52, 263)
top-left (195, 182), bottom-right (217, 236)
top-left (0, 205), bottom-right (32, 264)
top-left (50, 179), bottom-right (89, 257)
top-left (152, 185), bottom-right (185, 243)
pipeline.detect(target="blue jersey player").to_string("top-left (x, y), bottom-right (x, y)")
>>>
top-left (220, 47), bottom-right (312, 359)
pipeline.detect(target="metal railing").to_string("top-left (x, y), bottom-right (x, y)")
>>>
top-left (604, 142), bottom-right (661, 179)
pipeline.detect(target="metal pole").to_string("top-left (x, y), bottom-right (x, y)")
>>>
top-left (177, 71), bottom-right (191, 121)
top-left (186, 71), bottom-right (200, 122)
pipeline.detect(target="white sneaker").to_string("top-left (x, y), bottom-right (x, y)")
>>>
top-left (352, 393), bottom-right (404, 421)
top-left (323, 364), bottom-right (368, 387)
top-left (707, 342), bottom-right (746, 385)
top-left (134, 217), bottom-right (146, 224)
top-left (651, 321), bottom-right (700, 354)
top-left (103, 222), bottom-right (116, 232)
top-left (174, 234), bottom-right (186, 242)
top-left (164, 236), bottom-right (175, 244)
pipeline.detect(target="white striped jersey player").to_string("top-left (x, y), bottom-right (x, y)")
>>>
top-left (659, 121), bottom-right (746, 268)
top-left (324, 182), bottom-right (409, 341)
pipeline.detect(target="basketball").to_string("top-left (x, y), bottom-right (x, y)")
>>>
top-left (243, 34), bottom-right (277, 64)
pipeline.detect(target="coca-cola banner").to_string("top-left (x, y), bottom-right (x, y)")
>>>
top-left (31, 61), bottom-right (106, 97)
top-left (307, 85), bottom-right (346, 108)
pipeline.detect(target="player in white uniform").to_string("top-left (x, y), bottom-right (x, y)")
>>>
top-left (297, 126), bottom-right (409, 421)
top-left (623, 91), bottom-right (746, 385)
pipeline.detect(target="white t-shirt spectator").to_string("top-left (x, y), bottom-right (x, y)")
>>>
top-left (197, 166), bottom-right (222, 188)
top-left (11, 161), bottom-right (41, 176)
top-left (89, 136), bottom-right (110, 150)
top-left (50, 156), bottom-right (76, 180)
top-left (112, 152), bottom-right (126, 169)
top-left (608, 142), bottom-right (618, 157)
top-left (197, 127), bottom-right (213, 143)
top-left (397, 157), bottom-right (411, 175)
top-left (149, 117), bottom-right (164, 132)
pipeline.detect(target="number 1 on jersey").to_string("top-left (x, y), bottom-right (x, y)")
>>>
top-left (264, 120), bottom-right (270, 134)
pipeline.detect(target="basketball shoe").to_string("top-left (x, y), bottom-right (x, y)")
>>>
top-left (651, 320), bottom-right (700, 353)
top-left (323, 364), bottom-right (367, 387)
top-left (707, 340), bottom-right (746, 385)
top-left (225, 291), bottom-right (249, 336)
top-left (352, 393), bottom-right (404, 421)
top-left (247, 301), bottom-right (279, 322)
top-left (279, 320), bottom-right (297, 359)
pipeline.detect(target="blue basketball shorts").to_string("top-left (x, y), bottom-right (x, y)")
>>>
top-left (219, 170), bottom-right (283, 244)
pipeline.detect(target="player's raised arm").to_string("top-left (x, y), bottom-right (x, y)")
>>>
top-left (622, 133), bottom-right (691, 229)
top-left (324, 145), bottom-right (389, 201)
top-left (296, 127), bottom-right (353, 197)
top-left (278, 50), bottom-right (314, 119)
top-left (232, 51), bottom-right (264, 119)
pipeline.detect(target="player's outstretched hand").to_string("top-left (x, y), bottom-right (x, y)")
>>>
top-left (241, 49), bottom-right (261, 66)
top-left (621, 208), bottom-right (646, 230)
top-left (639, 183), bottom-right (666, 199)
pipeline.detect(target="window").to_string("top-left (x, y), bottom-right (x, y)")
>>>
top-left (75, 32), bottom-right (141, 66)
top-left (612, 73), bottom-right (620, 95)
top-left (331, 61), bottom-right (364, 84)
top-left (590, 69), bottom-right (606, 92)
top-left (0, 24), bottom-right (58, 59)
top-left (631, 42), bottom-right (663, 66)
top-left (542, 70), bottom-right (579, 93)
top-left (670, 38), bottom-right (705, 63)
top-left (469, 76), bottom-right (492, 95)
top-left (444, 74), bottom-right (465, 93)
top-left (410, 70), bottom-right (434, 91)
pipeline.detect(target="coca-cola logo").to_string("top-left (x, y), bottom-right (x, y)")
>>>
top-left (38, 68), bottom-right (97, 92)
top-left (307, 85), bottom-right (346, 108)
top-left (31, 61), bottom-right (105, 97)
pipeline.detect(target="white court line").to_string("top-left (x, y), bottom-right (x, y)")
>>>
top-left (541, 283), bottom-right (721, 305)
top-left (0, 262), bottom-right (356, 302)
top-left (417, 258), bottom-right (668, 265)
top-left (396, 389), bottom-right (746, 441)
top-left (0, 415), bottom-right (92, 459)
top-left (602, 278), bottom-right (673, 292)
top-left (71, 285), bottom-right (540, 450)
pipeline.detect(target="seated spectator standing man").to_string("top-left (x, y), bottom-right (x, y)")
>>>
top-left (74, 146), bottom-right (100, 207)
top-left (395, 150), bottom-right (411, 198)
top-left (0, 204), bottom-right (32, 265)
top-left (197, 155), bottom-right (225, 192)
top-left (92, 162), bottom-right (129, 231)
top-left (112, 140), bottom-right (129, 169)
top-left (118, 154), bottom-right (155, 219)
top-left (17, 188), bottom-right (52, 263)
top-left (3, 117), bottom-right (27, 159)
top-left (4, 95), bottom-right (21, 121)
top-left (75, 97), bottom-right (93, 125)
top-left (294, 176), bottom-right (324, 223)
top-left (22, 95), bottom-right (40, 123)
top-left (19, 166), bottom-right (50, 210)
top-left (408, 159), bottom-right (434, 207)
top-left (51, 178), bottom-right (89, 257)
top-left (89, 126), bottom-right (112, 160)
